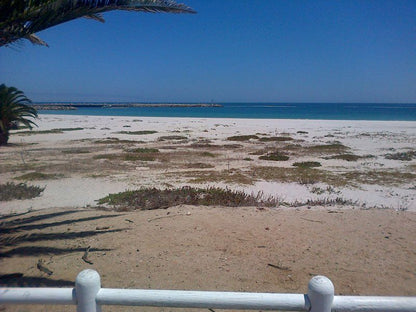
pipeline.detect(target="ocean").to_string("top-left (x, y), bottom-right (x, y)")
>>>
top-left (38, 102), bottom-right (416, 121)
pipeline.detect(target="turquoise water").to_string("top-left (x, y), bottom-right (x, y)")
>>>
top-left (38, 103), bottom-right (416, 121)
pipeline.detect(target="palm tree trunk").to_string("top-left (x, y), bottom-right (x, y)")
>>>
top-left (0, 131), bottom-right (9, 146)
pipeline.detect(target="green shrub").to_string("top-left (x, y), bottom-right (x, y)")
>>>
top-left (62, 149), bottom-right (91, 154)
top-left (14, 172), bottom-right (63, 180)
top-left (385, 151), bottom-right (416, 161)
top-left (327, 154), bottom-right (360, 161)
top-left (259, 152), bottom-right (289, 161)
top-left (259, 136), bottom-right (293, 142)
top-left (185, 163), bottom-right (214, 169)
top-left (128, 148), bottom-right (159, 153)
top-left (97, 186), bottom-right (279, 210)
top-left (292, 161), bottom-right (322, 168)
top-left (226, 135), bottom-right (259, 141)
top-left (117, 130), bottom-right (157, 135)
top-left (0, 183), bottom-right (45, 201)
top-left (158, 135), bottom-right (188, 141)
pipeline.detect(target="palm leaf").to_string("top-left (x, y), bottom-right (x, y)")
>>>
top-left (0, 0), bottom-right (196, 47)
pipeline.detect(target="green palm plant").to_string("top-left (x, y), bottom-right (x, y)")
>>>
top-left (0, 0), bottom-right (195, 47)
top-left (0, 84), bottom-right (38, 145)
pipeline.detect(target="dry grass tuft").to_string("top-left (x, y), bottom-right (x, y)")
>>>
top-left (227, 135), bottom-right (259, 141)
top-left (0, 183), bottom-right (45, 201)
top-left (14, 172), bottom-right (64, 181)
top-left (292, 161), bottom-right (322, 168)
top-left (259, 152), bottom-right (290, 161)
top-left (97, 186), bottom-right (279, 211)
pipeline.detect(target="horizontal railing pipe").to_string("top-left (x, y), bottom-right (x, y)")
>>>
top-left (1, 270), bottom-right (416, 312)
top-left (0, 288), bottom-right (75, 305)
top-left (332, 296), bottom-right (416, 312)
top-left (97, 289), bottom-right (307, 310)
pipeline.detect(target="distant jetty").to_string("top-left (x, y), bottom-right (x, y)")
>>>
top-left (32, 103), bottom-right (222, 110)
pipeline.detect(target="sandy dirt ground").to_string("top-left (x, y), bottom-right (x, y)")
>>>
top-left (1, 206), bottom-right (415, 311)
top-left (0, 115), bottom-right (416, 311)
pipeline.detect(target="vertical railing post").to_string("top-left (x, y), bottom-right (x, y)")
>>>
top-left (307, 275), bottom-right (334, 312)
top-left (75, 269), bottom-right (101, 312)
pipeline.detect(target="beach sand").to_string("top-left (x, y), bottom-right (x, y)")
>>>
top-left (0, 115), bottom-right (415, 311)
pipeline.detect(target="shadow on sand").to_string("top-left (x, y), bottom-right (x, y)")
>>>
top-left (0, 208), bottom-right (129, 287)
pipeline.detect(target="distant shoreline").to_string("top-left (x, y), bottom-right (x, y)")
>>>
top-left (32, 103), bottom-right (222, 110)
top-left (32, 102), bottom-right (416, 121)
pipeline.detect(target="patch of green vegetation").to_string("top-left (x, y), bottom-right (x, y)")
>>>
top-left (117, 130), bottom-right (158, 135)
top-left (251, 167), bottom-right (334, 185)
top-left (243, 157), bottom-right (253, 161)
top-left (200, 151), bottom-right (216, 158)
top-left (292, 161), bottom-right (322, 168)
top-left (342, 170), bottom-right (416, 186)
top-left (16, 129), bottom-right (63, 135)
top-left (259, 152), bottom-right (289, 161)
top-left (226, 135), bottom-right (259, 141)
top-left (62, 149), bottom-right (91, 154)
top-left (97, 186), bottom-right (278, 211)
top-left (157, 135), bottom-right (188, 141)
top-left (252, 166), bottom-right (415, 187)
top-left (326, 154), bottom-right (361, 161)
top-left (0, 182), bottom-right (45, 201)
top-left (185, 163), bottom-right (214, 169)
top-left (221, 144), bottom-right (243, 149)
top-left (307, 143), bottom-right (349, 153)
top-left (297, 131), bottom-right (308, 134)
top-left (128, 148), bottom-right (159, 153)
top-left (190, 141), bottom-right (214, 148)
top-left (385, 151), bottom-right (416, 161)
top-left (14, 172), bottom-right (63, 181)
top-left (123, 153), bottom-right (156, 161)
top-left (94, 153), bottom-right (156, 162)
top-left (93, 137), bottom-right (137, 144)
top-left (259, 136), bottom-right (293, 142)
top-left (250, 149), bottom-right (268, 155)
top-left (183, 169), bottom-right (254, 185)
top-left (291, 197), bottom-right (354, 207)
top-left (17, 127), bottom-right (84, 135)
top-left (93, 154), bottom-right (119, 160)
top-left (55, 127), bottom-right (84, 132)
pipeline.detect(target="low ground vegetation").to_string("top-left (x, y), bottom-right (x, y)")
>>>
top-left (0, 182), bottom-right (44, 201)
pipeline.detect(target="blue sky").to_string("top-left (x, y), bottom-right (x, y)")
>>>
top-left (1, 0), bottom-right (415, 103)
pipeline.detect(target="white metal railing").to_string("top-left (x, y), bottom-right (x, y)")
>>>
top-left (1, 269), bottom-right (415, 311)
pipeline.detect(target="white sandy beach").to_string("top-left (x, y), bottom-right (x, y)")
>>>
top-left (1, 114), bottom-right (415, 213)
top-left (1, 115), bottom-right (416, 309)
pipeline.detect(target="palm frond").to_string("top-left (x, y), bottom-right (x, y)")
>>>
top-left (0, 0), bottom-right (196, 47)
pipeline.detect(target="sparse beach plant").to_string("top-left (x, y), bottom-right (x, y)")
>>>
top-left (97, 186), bottom-right (279, 211)
top-left (117, 130), bottom-right (158, 135)
top-left (158, 135), bottom-right (188, 141)
top-left (293, 161), bottom-right (322, 168)
top-left (259, 152), bottom-right (289, 161)
top-left (307, 143), bottom-right (349, 153)
top-left (185, 163), bottom-right (214, 169)
top-left (385, 151), bottom-right (416, 161)
top-left (62, 149), bottom-right (91, 154)
top-left (326, 154), bottom-right (361, 161)
top-left (14, 172), bottom-right (63, 180)
top-left (259, 136), bottom-right (293, 142)
top-left (227, 135), bottom-right (259, 141)
top-left (0, 182), bottom-right (44, 201)
top-left (200, 151), bottom-right (216, 158)
top-left (127, 148), bottom-right (159, 153)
